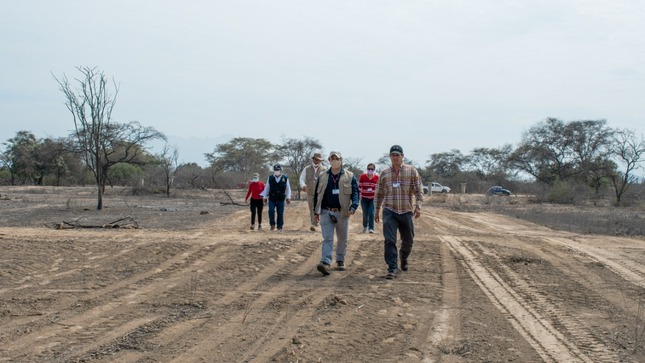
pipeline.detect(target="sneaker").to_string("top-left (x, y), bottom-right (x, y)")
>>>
top-left (369, 229), bottom-right (374, 234)
top-left (258, 224), bottom-right (262, 231)
top-left (250, 225), bottom-right (255, 230)
top-left (310, 226), bottom-right (316, 232)
top-left (362, 227), bottom-right (368, 233)
top-left (278, 228), bottom-right (283, 233)
top-left (336, 261), bottom-right (346, 271)
top-left (270, 225), bottom-right (275, 231)
top-left (317, 262), bottom-right (331, 276)
top-left (401, 259), bottom-right (408, 271)
top-left (385, 270), bottom-right (397, 279)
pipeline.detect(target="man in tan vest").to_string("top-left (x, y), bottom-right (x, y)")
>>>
top-left (313, 151), bottom-right (359, 275)
top-left (299, 152), bottom-right (327, 231)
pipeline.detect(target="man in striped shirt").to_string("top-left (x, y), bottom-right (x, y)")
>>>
top-left (374, 145), bottom-right (424, 279)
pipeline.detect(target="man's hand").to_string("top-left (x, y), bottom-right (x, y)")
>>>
top-left (263, 198), bottom-right (268, 205)
top-left (315, 214), bottom-right (320, 224)
top-left (302, 185), bottom-right (307, 193)
top-left (375, 212), bottom-right (380, 224)
top-left (349, 209), bottom-right (355, 216)
top-left (414, 207), bottom-right (421, 219)
top-left (286, 198), bottom-right (291, 205)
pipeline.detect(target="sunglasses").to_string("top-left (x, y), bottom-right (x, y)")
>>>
top-left (329, 212), bottom-right (337, 224)
top-left (367, 168), bottom-right (375, 171)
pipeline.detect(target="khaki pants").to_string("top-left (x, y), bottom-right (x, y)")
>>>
top-left (307, 194), bottom-right (317, 226)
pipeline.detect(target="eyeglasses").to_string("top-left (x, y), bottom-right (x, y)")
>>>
top-left (367, 168), bottom-right (375, 171)
top-left (329, 212), bottom-right (337, 224)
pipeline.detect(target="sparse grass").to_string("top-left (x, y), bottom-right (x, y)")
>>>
top-left (444, 196), bottom-right (644, 236)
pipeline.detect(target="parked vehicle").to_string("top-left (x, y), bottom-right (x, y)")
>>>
top-left (486, 186), bottom-right (512, 196)
top-left (423, 182), bottom-right (450, 194)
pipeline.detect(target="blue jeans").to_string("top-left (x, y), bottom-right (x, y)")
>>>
top-left (268, 200), bottom-right (285, 229)
top-left (382, 209), bottom-right (415, 272)
top-left (319, 209), bottom-right (349, 265)
top-left (360, 198), bottom-right (375, 230)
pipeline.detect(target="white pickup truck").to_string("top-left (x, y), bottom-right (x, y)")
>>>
top-left (423, 182), bottom-right (450, 194)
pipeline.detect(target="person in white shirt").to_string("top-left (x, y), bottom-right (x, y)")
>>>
top-left (260, 164), bottom-right (292, 232)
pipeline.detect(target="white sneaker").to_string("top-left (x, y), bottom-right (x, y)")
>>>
top-left (362, 227), bottom-right (368, 233)
top-left (369, 229), bottom-right (374, 234)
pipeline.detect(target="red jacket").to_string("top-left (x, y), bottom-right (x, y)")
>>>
top-left (245, 181), bottom-right (265, 201)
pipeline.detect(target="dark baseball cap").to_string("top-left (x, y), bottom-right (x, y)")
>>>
top-left (389, 145), bottom-right (403, 155)
top-left (273, 164), bottom-right (282, 171)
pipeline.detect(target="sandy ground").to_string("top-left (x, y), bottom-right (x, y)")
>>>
top-left (1, 186), bottom-right (645, 362)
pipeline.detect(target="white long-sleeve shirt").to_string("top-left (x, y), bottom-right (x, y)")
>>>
top-left (259, 175), bottom-right (292, 200)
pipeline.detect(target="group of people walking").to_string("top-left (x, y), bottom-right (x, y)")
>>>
top-left (245, 144), bottom-right (424, 279)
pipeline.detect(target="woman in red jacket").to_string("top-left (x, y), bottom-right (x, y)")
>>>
top-left (245, 173), bottom-right (265, 230)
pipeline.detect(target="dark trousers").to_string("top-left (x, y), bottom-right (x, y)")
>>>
top-left (250, 198), bottom-right (263, 225)
top-left (268, 199), bottom-right (285, 229)
top-left (382, 209), bottom-right (415, 272)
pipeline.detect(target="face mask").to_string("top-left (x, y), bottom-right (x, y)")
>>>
top-left (367, 170), bottom-right (374, 175)
top-left (252, 177), bottom-right (259, 182)
top-left (330, 160), bottom-right (341, 169)
top-left (274, 171), bottom-right (281, 177)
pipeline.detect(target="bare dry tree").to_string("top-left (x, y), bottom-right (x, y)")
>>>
top-left (54, 66), bottom-right (165, 209)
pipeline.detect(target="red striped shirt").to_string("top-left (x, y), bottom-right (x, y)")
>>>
top-left (358, 173), bottom-right (378, 199)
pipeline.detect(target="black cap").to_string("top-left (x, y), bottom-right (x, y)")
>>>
top-left (273, 164), bottom-right (282, 171)
top-left (389, 145), bottom-right (403, 155)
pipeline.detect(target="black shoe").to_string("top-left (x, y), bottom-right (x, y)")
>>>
top-left (336, 261), bottom-right (346, 271)
top-left (317, 262), bottom-right (331, 276)
top-left (401, 259), bottom-right (408, 271)
top-left (385, 270), bottom-right (397, 279)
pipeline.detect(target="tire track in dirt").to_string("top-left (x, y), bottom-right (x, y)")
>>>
top-left (473, 241), bottom-right (621, 362)
top-left (0, 231), bottom-right (207, 342)
top-left (55, 203), bottom-right (326, 362)
top-left (165, 222), bottom-right (374, 363)
top-left (1, 235), bottom-right (235, 362)
top-left (544, 237), bottom-right (645, 290)
top-left (442, 235), bottom-right (603, 363)
top-left (420, 240), bottom-right (463, 362)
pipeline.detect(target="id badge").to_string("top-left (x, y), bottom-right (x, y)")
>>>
top-left (392, 183), bottom-right (400, 188)
top-left (332, 189), bottom-right (340, 195)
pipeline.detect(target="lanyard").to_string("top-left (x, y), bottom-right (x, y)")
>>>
top-left (331, 172), bottom-right (340, 187)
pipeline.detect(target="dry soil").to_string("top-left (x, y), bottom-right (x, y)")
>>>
top-left (1, 186), bottom-right (645, 362)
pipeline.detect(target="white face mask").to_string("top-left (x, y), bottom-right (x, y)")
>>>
top-left (274, 171), bottom-right (281, 177)
top-left (367, 170), bottom-right (374, 175)
top-left (252, 177), bottom-right (259, 182)
top-left (330, 160), bottom-right (341, 169)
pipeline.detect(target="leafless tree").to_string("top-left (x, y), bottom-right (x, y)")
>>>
top-left (610, 129), bottom-right (645, 205)
top-left (278, 136), bottom-right (323, 199)
top-left (54, 66), bottom-right (165, 209)
top-left (158, 143), bottom-right (179, 197)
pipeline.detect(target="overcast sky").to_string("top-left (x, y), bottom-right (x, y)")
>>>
top-left (1, 0), bottom-right (644, 168)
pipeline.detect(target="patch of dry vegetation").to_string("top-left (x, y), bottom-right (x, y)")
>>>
top-left (432, 193), bottom-right (645, 237)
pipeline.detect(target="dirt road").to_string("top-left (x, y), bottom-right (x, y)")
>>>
top-left (1, 187), bottom-right (644, 362)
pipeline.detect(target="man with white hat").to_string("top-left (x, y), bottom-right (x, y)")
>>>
top-left (299, 152), bottom-right (327, 231)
